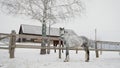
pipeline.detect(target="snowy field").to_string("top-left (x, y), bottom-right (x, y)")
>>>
top-left (0, 48), bottom-right (120, 68)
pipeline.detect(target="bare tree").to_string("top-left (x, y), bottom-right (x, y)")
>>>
top-left (0, 0), bottom-right (84, 54)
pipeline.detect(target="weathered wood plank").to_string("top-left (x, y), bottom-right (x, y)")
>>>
top-left (97, 40), bottom-right (120, 45)
top-left (9, 30), bottom-right (16, 58)
top-left (0, 44), bottom-right (120, 52)
top-left (0, 33), bottom-right (10, 35)
top-left (15, 45), bottom-right (120, 51)
top-left (0, 47), bottom-right (9, 49)
top-left (16, 34), bottom-right (60, 41)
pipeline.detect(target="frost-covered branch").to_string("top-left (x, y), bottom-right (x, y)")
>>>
top-left (0, 0), bottom-right (84, 24)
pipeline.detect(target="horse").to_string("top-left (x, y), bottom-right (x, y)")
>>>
top-left (53, 40), bottom-right (64, 53)
top-left (59, 28), bottom-right (90, 62)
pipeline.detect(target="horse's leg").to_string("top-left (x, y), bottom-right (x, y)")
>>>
top-left (60, 41), bottom-right (64, 53)
top-left (61, 44), bottom-right (64, 53)
top-left (64, 47), bottom-right (69, 62)
top-left (84, 46), bottom-right (89, 62)
top-left (53, 42), bottom-right (57, 53)
top-left (54, 44), bottom-right (57, 53)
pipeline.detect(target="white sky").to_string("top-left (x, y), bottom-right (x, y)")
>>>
top-left (0, 0), bottom-right (120, 41)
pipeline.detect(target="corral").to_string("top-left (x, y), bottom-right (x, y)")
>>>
top-left (0, 30), bottom-right (120, 60)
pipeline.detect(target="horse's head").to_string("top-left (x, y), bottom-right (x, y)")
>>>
top-left (60, 28), bottom-right (71, 39)
top-left (60, 28), bottom-right (65, 35)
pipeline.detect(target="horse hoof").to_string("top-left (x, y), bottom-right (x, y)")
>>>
top-left (64, 60), bottom-right (69, 62)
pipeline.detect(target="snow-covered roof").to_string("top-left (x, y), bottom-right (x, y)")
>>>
top-left (19, 24), bottom-right (76, 37)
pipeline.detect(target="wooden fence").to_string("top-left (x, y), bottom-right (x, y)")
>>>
top-left (0, 30), bottom-right (120, 59)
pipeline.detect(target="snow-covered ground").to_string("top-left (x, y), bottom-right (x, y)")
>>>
top-left (0, 48), bottom-right (120, 68)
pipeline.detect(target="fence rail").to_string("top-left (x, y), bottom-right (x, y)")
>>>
top-left (13, 45), bottom-right (120, 51)
top-left (0, 47), bottom-right (8, 49)
top-left (0, 31), bottom-right (120, 59)
top-left (97, 40), bottom-right (120, 45)
top-left (1, 45), bottom-right (120, 51)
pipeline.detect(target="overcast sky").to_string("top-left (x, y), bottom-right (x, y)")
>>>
top-left (0, 0), bottom-right (120, 41)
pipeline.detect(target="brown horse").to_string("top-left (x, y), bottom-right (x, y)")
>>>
top-left (53, 40), bottom-right (64, 53)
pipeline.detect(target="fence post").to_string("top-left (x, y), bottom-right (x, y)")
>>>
top-left (100, 43), bottom-right (102, 55)
top-left (95, 41), bottom-right (99, 58)
top-left (95, 29), bottom-right (99, 58)
top-left (0, 34), bottom-right (1, 39)
top-left (9, 30), bottom-right (16, 58)
top-left (76, 48), bottom-right (78, 54)
top-left (47, 39), bottom-right (50, 54)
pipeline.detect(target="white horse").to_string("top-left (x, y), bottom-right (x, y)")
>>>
top-left (59, 28), bottom-right (90, 62)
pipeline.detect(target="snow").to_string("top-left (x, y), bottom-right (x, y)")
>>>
top-left (0, 48), bottom-right (120, 68)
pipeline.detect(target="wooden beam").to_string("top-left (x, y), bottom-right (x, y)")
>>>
top-left (0, 33), bottom-right (9, 35)
top-left (1, 44), bottom-right (120, 52)
top-left (9, 30), bottom-right (16, 58)
top-left (16, 34), bottom-right (60, 40)
top-left (15, 45), bottom-right (120, 51)
top-left (0, 35), bottom-right (9, 40)
top-left (95, 29), bottom-right (99, 58)
top-left (0, 47), bottom-right (8, 49)
top-left (97, 41), bottom-right (120, 45)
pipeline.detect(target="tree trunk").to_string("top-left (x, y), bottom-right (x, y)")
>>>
top-left (47, 24), bottom-right (51, 54)
top-left (40, 22), bottom-right (47, 54)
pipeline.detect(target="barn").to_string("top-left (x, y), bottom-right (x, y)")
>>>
top-left (18, 24), bottom-right (76, 45)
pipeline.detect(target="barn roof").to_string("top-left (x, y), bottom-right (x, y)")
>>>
top-left (19, 24), bottom-right (77, 37)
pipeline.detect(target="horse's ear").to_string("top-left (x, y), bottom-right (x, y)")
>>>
top-left (59, 27), bottom-right (61, 30)
top-left (60, 27), bottom-right (64, 30)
